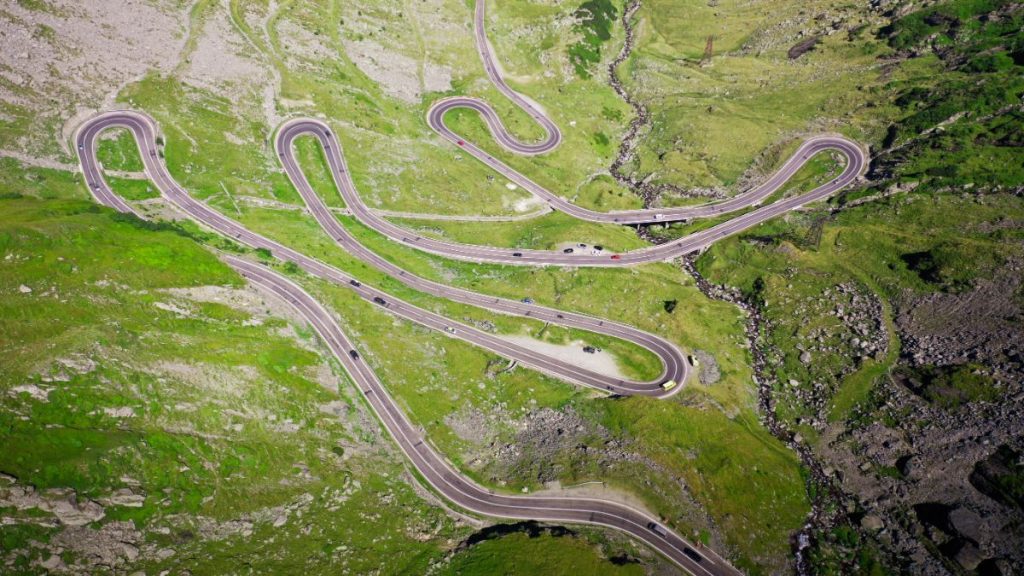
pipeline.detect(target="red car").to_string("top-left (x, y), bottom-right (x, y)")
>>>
top-left (610, 255), bottom-right (621, 260)
top-left (457, 140), bottom-right (465, 146)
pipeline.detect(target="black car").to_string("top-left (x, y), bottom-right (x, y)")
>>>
top-left (349, 279), bottom-right (361, 287)
top-left (594, 245), bottom-right (603, 251)
top-left (512, 252), bottom-right (523, 257)
top-left (683, 548), bottom-right (703, 563)
top-left (349, 350), bottom-right (360, 360)
top-left (373, 296), bottom-right (387, 306)
top-left (562, 248), bottom-right (574, 254)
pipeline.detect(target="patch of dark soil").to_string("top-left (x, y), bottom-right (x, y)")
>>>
top-left (788, 36), bottom-right (821, 59)
top-left (893, 363), bottom-right (1000, 409)
top-left (462, 520), bottom-right (575, 548)
top-left (977, 557), bottom-right (1015, 576)
top-left (896, 454), bottom-right (914, 477)
top-left (608, 553), bottom-right (641, 565)
top-left (913, 501), bottom-right (956, 535)
top-left (969, 444), bottom-right (1024, 510)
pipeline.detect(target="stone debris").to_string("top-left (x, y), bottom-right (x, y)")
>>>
top-left (1, 483), bottom-right (106, 527)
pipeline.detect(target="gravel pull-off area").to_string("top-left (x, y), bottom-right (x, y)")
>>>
top-left (500, 334), bottom-right (628, 380)
top-left (692, 349), bottom-right (721, 386)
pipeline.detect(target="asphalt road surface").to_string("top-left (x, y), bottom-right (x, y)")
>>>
top-left (419, 0), bottom-right (867, 266)
top-left (76, 111), bottom-right (685, 398)
top-left (226, 255), bottom-right (738, 576)
top-left (75, 110), bottom-right (733, 575)
top-left (69, 1), bottom-right (868, 572)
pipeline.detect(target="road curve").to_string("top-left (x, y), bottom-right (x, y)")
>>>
top-left (418, 0), bottom-right (866, 262)
top-left (281, 120), bottom-right (864, 268)
top-left (75, 111), bottom-right (736, 574)
top-left (67, 2), bottom-right (870, 572)
top-left (76, 111), bottom-right (686, 399)
top-left (74, 109), bottom-right (737, 569)
top-left (226, 254), bottom-right (739, 576)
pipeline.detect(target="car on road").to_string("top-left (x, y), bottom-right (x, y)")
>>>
top-left (512, 252), bottom-right (522, 257)
top-left (683, 548), bottom-right (704, 563)
top-left (647, 522), bottom-right (669, 538)
top-left (444, 326), bottom-right (456, 334)
top-left (349, 279), bottom-right (361, 287)
top-left (373, 296), bottom-right (387, 306)
top-left (610, 254), bottom-right (622, 260)
top-left (349, 350), bottom-right (360, 360)
top-left (661, 380), bottom-right (678, 391)
top-left (521, 297), bottom-right (533, 304)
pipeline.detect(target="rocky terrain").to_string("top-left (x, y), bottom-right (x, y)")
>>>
top-left (819, 376), bottom-right (1024, 574)
top-left (0, 0), bottom-right (191, 159)
top-left (896, 258), bottom-right (1024, 383)
top-left (2, 0), bottom-right (1022, 574)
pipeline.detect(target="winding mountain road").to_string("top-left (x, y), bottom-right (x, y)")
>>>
top-left (281, 0), bottom-right (867, 267)
top-left (70, 1), bottom-right (868, 573)
top-left (76, 111), bottom-right (685, 398)
top-left (227, 255), bottom-right (734, 576)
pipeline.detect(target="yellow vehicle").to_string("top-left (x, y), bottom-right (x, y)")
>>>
top-left (661, 380), bottom-right (678, 391)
